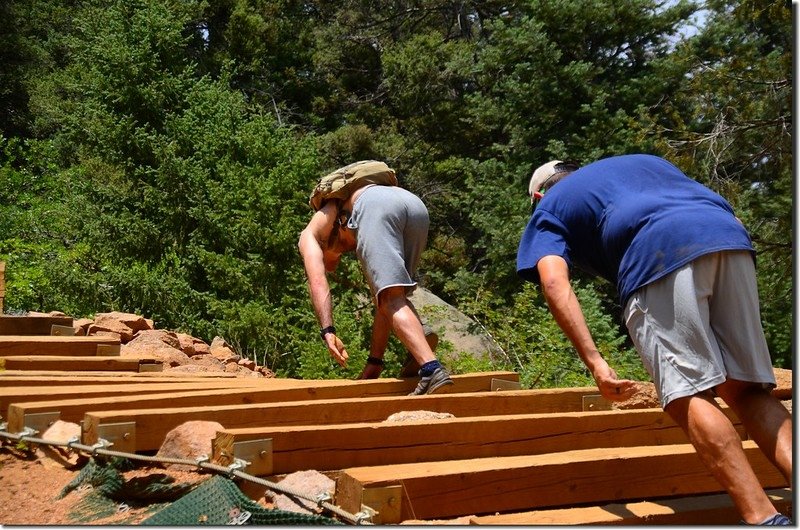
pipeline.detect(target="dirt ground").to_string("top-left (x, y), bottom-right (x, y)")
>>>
top-left (0, 369), bottom-right (792, 525)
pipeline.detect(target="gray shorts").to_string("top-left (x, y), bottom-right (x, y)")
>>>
top-left (347, 185), bottom-right (429, 302)
top-left (623, 250), bottom-right (775, 408)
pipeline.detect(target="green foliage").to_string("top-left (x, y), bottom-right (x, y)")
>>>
top-left (632, 0), bottom-right (792, 365)
top-left (0, 0), bottom-right (789, 382)
top-left (459, 281), bottom-right (648, 390)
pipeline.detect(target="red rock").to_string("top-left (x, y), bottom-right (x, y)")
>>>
top-left (156, 421), bottom-right (225, 470)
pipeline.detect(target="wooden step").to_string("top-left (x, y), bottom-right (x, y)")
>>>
top-left (0, 381), bottom-right (278, 417)
top-left (79, 384), bottom-right (608, 451)
top-left (335, 441), bottom-right (787, 524)
top-left (0, 336), bottom-right (120, 356)
top-left (8, 372), bottom-right (519, 436)
top-left (212, 406), bottom-right (743, 475)
top-left (0, 372), bottom-right (517, 413)
top-left (0, 371), bottom-right (242, 385)
top-left (0, 356), bottom-right (158, 372)
top-left (468, 488), bottom-right (792, 525)
top-left (0, 316), bottom-right (74, 336)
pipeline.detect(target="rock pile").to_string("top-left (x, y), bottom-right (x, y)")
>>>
top-left (30, 310), bottom-right (273, 378)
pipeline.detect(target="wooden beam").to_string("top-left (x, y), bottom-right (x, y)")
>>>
top-left (0, 356), bottom-right (157, 372)
top-left (79, 386), bottom-right (635, 452)
top-left (0, 316), bottom-right (74, 336)
top-left (0, 370), bottom-right (241, 382)
top-left (212, 406), bottom-right (744, 475)
top-left (0, 335), bottom-right (120, 356)
top-left (0, 381), bottom-right (276, 417)
top-left (468, 488), bottom-right (793, 525)
top-left (8, 371), bottom-right (518, 433)
top-left (335, 441), bottom-right (787, 523)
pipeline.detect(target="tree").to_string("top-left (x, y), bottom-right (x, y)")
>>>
top-left (635, 0), bottom-right (792, 365)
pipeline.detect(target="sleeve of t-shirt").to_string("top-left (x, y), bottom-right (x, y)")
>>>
top-left (516, 210), bottom-right (572, 284)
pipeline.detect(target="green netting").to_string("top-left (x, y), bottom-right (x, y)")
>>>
top-left (142, 475), bottom-right (343, 525)
top-left (59, 457), bottom-right (342, 525)
top-left (59, 457), bottom-right (196, 502)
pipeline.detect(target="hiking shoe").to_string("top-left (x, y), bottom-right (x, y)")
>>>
top-left (741, 514), bottom-right (793, 526)
top-left (760, 514), bottom-right (792, 525)
top-left (399, 326), bottom-right (438, 378)
top-left (408, 366), bottom-right (454, 396)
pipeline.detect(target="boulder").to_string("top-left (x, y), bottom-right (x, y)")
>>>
top-left (156, 420), bottom-right (225, 470)
top-left (73, 318), bottom-right (93, 336)
top-left (384, 411), bottom-right (455, 422)
top-left (406, 288), bottom-right (501, 363)
top-left (89, 312), bottom-right (153, 343)
top-left (175, 333), bottom-right (197, 356)
top-left (122, 331), bottom-right (191, 367)
top-left (268, 470), bottom-right (335, 515)
top-left (210, 336), bottom-right (240, 362)
top-left (37, 420), bottom-right (86, 468)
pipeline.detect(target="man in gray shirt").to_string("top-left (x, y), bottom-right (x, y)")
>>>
top-left (298, 181), bottom-right (453, 395)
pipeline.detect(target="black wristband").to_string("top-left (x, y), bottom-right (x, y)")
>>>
top-left (366, 356), bottom-right (385, 366)
top-left (320, 325), bottom-right (336, 340)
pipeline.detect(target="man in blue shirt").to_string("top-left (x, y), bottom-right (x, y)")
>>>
top-left (517, 154), bottom-right (791, 525)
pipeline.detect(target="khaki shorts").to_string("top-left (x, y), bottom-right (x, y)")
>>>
top-left (623, 250), bottom-right (775, 408)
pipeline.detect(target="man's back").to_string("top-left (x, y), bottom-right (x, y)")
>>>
top-left (517, 154), bottom-right (753, 303)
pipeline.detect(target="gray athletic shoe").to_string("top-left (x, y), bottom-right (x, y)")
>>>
top-left (408, 366), bottom-right (454, 396)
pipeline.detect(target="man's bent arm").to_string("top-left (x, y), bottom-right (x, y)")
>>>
top-left (537, 255), bottom-right (637, 400)
top-left (298, 204), bottom-right (348, 366)
top-left (298, 209), bottom-right (335, 329)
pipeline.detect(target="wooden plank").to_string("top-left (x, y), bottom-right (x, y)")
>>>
top-left (335, 441), bottom-right (787, 523)
top-left (0, 372), bottom-right (243, 385)
top-left (0, 381), bottom-right (280, 417)
top-left (0, 335), bottom-right (120, 356)
top-left (212, 406), bottom-right (744, 475)
top-left (468, 488), bottom-right (793, 525)
top-left (0, 316), bottom-right (74, 336)
top-left (0, 370), bottom-right (242, 382)
top-left (0, 356), bottom-right (156, 372)
top-left (0, 370), bottom-right (500, 404)
top-left (79, 386), bottom-right (633, 452)
top-left (8, 371), bottom-right (518, 431)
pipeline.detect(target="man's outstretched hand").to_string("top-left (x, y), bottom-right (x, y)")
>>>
top-left (593, 365), bottom-right (639, 401)
top-left (324, 333), bottom-right (349, 368)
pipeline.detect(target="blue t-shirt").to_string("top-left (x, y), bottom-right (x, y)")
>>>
top-left (516, 154), bottom-right (754, 304)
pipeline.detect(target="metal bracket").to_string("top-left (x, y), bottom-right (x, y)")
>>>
top-left (23, 412), bottom-right (60, 436)
top-left (354, 505), bottom-right (377, 525)
top-left (96, 344), bottom-right (121, 356)
top-left (50, 324), bottom-right (75, 336)
top-left (95, 422), bottom-right (136, 453)
top-left (582, 394), bottom-right (614, 411)
top-left (17, 426), bottom-right (39, 438)
top-left (361, 485), bottom-right (402, 524)
top-left (232, 438), bottom-right (273, 476)
top-left (138, 360), bottom-right (163, 372)
top-left (491, 378), bottom-right (521, 391)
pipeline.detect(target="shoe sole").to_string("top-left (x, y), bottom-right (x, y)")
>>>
top-left (426, 377), bottom-right (454, 395)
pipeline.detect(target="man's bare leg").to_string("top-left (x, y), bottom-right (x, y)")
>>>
top-left (378, 286), bottom-right (436, 365)
top-left (715, 379), bottom-right (793, 486)
top-left (665, 391), bottom-right (783, 524)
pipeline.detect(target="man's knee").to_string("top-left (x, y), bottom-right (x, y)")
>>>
top-left (664, 390), bottom-right (717, 424)
top-left (377, 287), bottom-right (408, 314)
top-left (715, 378), bottom-right (772, 406)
